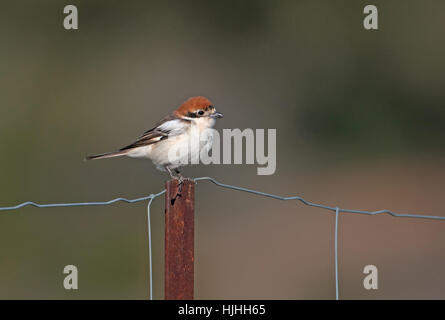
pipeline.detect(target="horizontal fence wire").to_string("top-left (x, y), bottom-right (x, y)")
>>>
top-left (1, 176), bottom-right (444, 300)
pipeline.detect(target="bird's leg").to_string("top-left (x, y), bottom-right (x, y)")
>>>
top-left (165, 166), bottom-right (177, 180)
top-left (165, 166), bottom-right (184, 196)
top-left (174, 169), bottom-right (185, 183)
top-left (174, 168), bottom-right (185, 194)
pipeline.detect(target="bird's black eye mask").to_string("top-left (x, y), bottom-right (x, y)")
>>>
top-left (187, 110), bottom-right (206, 118)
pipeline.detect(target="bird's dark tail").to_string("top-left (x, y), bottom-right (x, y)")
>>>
top-left (85, 150), bottom-right (129, 161)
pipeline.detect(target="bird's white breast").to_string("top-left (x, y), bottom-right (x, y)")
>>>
top-left (127, 117), bottom-right (216, 171)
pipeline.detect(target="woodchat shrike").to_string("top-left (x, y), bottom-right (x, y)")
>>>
top-left (86, 96), bottom-right (223, 181)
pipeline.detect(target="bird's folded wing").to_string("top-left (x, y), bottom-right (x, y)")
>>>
top-left (119, 116), bottom-right (190, 151)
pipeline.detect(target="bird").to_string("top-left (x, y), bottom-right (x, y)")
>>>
top-left (86, 96), bottom-right (223, 182)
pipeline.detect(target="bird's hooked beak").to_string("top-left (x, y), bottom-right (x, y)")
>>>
top-left (210, 111), bottom-right (223, 119)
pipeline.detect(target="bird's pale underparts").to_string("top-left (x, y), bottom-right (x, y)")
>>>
top-left (167, 127), bottom-right (277, 175)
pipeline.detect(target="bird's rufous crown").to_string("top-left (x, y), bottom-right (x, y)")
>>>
top-left (175, 96), bottom-right (213, 116)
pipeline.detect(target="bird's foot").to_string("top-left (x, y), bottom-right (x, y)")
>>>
top-left (169, 174), bottom-right (186, 206)
top-left (175, 174), bottom-right (185, 194)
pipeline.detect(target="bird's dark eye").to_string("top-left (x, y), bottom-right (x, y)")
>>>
top-left (198, 110), bottom-right (204, 116)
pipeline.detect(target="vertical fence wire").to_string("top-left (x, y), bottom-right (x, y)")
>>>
top-left (335, 207), bottom-right (339, 300)
top-left (146, 189), bottom-right (165, 300)
top-left (147, 197), bottom-right (154, 300)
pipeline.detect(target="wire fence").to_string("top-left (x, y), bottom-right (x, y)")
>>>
top-left (1, 176), bottom-right (444, 300)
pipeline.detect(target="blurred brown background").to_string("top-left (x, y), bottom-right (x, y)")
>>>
top-left (0, 0), bottom-right (444, 299)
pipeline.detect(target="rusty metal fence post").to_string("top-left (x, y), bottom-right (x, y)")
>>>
top-left (164, 179), bottom-right (195, 300)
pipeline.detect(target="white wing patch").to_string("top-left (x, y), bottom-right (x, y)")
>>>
top-left (157, 119), bottom-right (189, 136)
